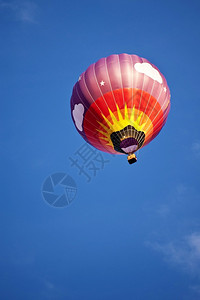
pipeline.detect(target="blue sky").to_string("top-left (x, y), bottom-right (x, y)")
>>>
top-left (1, 0), bottom-right (200, 299)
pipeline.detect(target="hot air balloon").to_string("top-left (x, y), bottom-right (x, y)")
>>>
top-left (70, 53), bottom-right (170, 164)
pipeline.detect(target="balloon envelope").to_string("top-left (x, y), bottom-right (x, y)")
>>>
top-left (70, 53), bottom-right (170, 156)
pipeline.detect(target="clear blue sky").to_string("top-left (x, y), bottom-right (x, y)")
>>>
top-left (1, 0), bottom-right (200, 299)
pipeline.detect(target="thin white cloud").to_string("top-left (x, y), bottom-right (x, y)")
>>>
top-left (44, 279), bottom-right (55, 290)
top-left (192, 141), bottom-right (200, 158)
top-left (0, 1), bottom-right (38, 23)
top-left (148, 233), bottom-right (200, 275)
top-left (156, 204), bottom-right (170, 217)
top-left (39, 278), bottom-right (66, 299)
top-left (176, 183), bottom-right (188, 197)
top-left (190, 285), bottom-right (200, 295)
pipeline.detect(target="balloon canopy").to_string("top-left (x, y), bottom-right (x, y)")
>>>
top-left (70, 53), bottom-right (170, 163)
